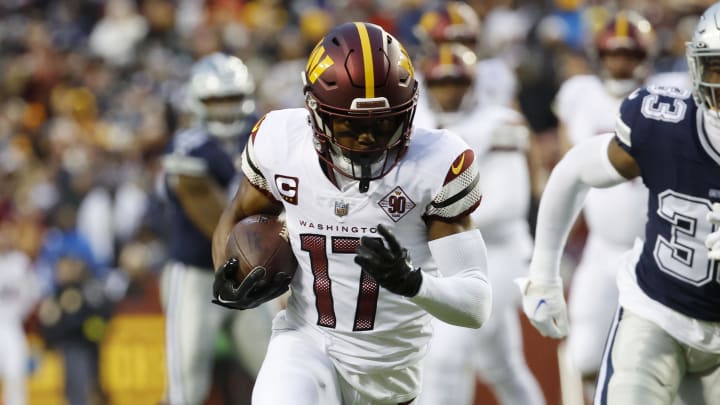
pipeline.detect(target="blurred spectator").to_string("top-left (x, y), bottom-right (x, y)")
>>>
top-left (36, 202), bottom-right (102, 295)
top-left (0, 220), bottom-right (41, 405)
top-left (257, 7), bottom-right (334, 111)
top-left (37, 254), bottom-right (113, 405)
top-left (89, 0), bottom-right (148, 67)
top-left (106, 234), bottom-right (167, 310)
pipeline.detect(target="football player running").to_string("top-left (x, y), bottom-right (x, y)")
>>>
top-left (412, 1), bottom-right (518, 130)
top-left (519, 4), bottom-right (720, 404)
top-left (159, 52), bottom-right (274, 405)
top-left (415, 44), bottom-right (544, 405)
top-left (552, 11), bottom-right (653, 403)
top-left (211, 22), bottom-right (492, 405)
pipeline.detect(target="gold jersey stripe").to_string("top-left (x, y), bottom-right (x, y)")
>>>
top-left (355, 22), bottom-right (375, 98)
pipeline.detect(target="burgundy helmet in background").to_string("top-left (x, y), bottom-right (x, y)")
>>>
top-left (414, 1), bottom-right (481, 48)
top-left (594, 10), bottom-right (655, 60)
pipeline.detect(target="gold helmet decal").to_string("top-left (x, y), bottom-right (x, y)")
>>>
top-left (306, 42), bottom-right (335, 84)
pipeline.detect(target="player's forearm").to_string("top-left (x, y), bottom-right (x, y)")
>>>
top-left (212, 206), bottom-right (239, 269)
top-left (530, 134), bottom-right (627, 282)
top-left (173, 174), bottom-right (227, 240)
top-left (211, 177), bottom-right (284, 268)
top-left (180, 191), bottom-right (226, 239)
top-left (410, 229), bottom-right (492, 328)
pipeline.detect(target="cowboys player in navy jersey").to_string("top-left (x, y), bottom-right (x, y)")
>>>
top-left (517, 3), bottom-right (720, 404)
top-left (159, 52), bottom-right (274, 405)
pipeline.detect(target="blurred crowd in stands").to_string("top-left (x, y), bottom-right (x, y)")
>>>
top-left (0, 0), bottom-right (715, 404)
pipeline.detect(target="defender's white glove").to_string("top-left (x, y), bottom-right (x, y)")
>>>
top-left (515, 277), bottom-right (569, 338)
top-left (706, 203), bottom-right (720, 260)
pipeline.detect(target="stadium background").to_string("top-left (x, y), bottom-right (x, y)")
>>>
top-left (0, 0), bottom-right (711, 403)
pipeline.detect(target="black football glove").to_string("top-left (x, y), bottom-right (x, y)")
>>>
top-left (354, 224), bottom-right (423, 297)
top-left (212, 258), bottom-right (292, 310)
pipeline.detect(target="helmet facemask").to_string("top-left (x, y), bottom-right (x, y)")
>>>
top-left (599, 48), bottom-right (648, 97)
top-left (198, 94), bottom-right (255, 138)
top-left (306, 90), bottom-right (417, 183)
top-left (688, 51), bottom-right (720, 117)
top-left (422, 44), bottom-right (478, 114)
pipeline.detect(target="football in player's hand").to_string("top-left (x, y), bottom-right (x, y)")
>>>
top-left (225, 214), bottom-right (297, 284)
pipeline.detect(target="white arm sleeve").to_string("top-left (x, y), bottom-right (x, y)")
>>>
top-left (530, 133), bottom-right (627, 283)
top-left (409, 229), bottom-right (492, 328)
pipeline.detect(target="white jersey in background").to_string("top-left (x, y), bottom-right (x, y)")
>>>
top-left (419, 104), bottom-right (545, 405)
top-left (242, 108), bottom-right (483, 403)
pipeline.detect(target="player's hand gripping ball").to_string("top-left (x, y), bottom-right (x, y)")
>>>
top-left (212, 215), bottom-right (297, 310)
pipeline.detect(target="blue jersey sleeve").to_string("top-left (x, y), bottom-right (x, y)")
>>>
top-left (164, 128), bottom-right (237, 187)
top-left (192, 140), bottom-right (236, 187)
top-left (614, 87), bottom-right (647, 156)
top-left (614, 86), bottom-right (694, 160)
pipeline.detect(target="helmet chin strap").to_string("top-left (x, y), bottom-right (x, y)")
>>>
top-left (359, 165), bottom-right (371, 193)
top-left (328, 146), bottom-right (390, 192)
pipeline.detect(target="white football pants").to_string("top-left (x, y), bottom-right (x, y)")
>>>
top-left (0, 324), bottom-right (28, 405)
top-left (595, 308), bottom-right (720, 405)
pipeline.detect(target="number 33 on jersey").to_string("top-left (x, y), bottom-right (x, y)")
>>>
top-left (616, 85), bottom-right (720, 322)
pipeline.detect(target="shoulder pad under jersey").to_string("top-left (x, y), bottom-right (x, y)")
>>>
top-left (615, 85), bottom-right (693, 151)
top-left (418, 128), bottom-right (482, 220)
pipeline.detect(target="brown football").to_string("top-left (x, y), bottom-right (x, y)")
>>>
top-left (225, 214), bottom-right (297, 283)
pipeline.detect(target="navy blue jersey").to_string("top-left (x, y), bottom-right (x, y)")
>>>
top-left (615, 86), bottom-right (720, 321)
top-left (162, 127), bottom-right (236, 269)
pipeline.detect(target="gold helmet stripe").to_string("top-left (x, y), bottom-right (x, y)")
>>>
top-left (355, 22), bottom-right (375, 98)
top-left (448, 3), bottom-right (462, 25)
top-left (616, 12), bottom-right (629, 38)
top-left (440, 44), bottom-right (454, 67)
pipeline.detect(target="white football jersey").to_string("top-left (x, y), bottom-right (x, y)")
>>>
top-left (474, 57), bottom-right (517, 109)
top-left (241, 108), bottom-right (482, 375)
top-left (0, 251), bottom-right (39, 323)
top-left (555, 75), bottom-right (647, 247)
top-left (424, 103), bottom-right (532, 247)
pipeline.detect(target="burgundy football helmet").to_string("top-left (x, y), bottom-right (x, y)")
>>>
top-left (415, 1), bottom-right (481, 47)
top-left (303, 22), bottom-right (418, 184)
top-left (422, 43), bottom-right (477, 87)
top-left (421, 43), bottom-right (478, 113)
top-left (594, 11), bottom-right (654, 59)
top-left (593, 10), bottom-right (655, 96)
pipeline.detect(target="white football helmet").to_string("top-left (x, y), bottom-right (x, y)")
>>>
top-left (187, 52), bottom-right (255, 138)
top-left (687, 3), bottom-right (720, 113)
